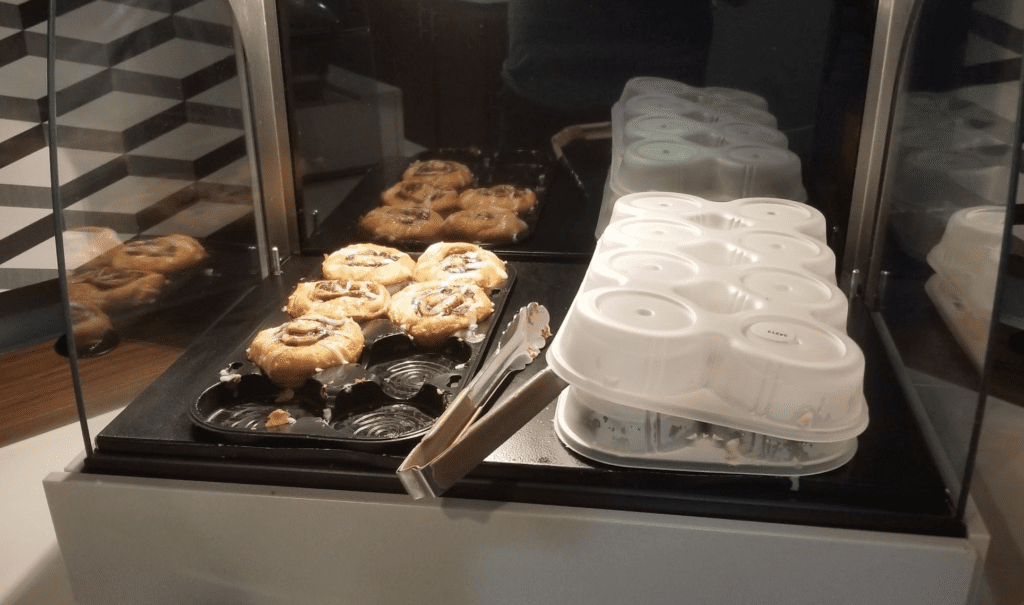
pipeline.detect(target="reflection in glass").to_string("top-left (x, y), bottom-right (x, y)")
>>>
top-left (873, 2), bottom-right (1022, 515)
top-left (47, 0), bottom-right (263, 442)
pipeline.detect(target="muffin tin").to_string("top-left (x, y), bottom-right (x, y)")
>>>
top-left (188, 266), bottom-right (515, 451)
top-left (549, 191), bottom-right (867, 474)
top-left (598, 77), bottom-right (806, 236)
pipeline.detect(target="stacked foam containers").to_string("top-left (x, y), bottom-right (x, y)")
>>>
top-left (597, 76), bottom-right (807, 236)
top-left (925, 206), bottom-right (1006, 369)
top-left (549, 192), bottom-right (868, 475)
top-left (893, 92), bottom-right (1015, 260)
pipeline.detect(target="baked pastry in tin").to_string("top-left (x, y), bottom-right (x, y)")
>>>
top-left (413, 242), bottom-right (508, 289)
top-left (322, 243), bottom-right (415, 292)
top-left (286, 280), bottom-right (390, 322)
top-left (388, 280), bottom-right (494, 347)
top-left (248, 314), bottom-right (364, 387)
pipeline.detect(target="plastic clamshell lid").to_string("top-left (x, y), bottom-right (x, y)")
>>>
top-left (548, 191), bottom-right (867, 444)
top-left (554, 387), bottom-right (859, 476)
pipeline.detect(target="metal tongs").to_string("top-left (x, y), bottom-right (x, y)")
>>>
top-left (397, 302), bottom-right (568, 499)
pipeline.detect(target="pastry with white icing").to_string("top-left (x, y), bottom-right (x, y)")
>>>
top-left (286, 280), bottom-right (390, 322)
top-left (248, 315), bottom-right (364, 387)
top-left (388, 280), bottom-right (493, 347)
top-left (413, 242), bottom-right (508, 289)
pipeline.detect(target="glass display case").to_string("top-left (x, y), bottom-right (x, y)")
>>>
top-left (10, 0), bottom-right (1021, 601)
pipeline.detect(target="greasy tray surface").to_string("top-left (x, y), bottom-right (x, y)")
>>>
top-left (188, 266), bottom-right (515, 451)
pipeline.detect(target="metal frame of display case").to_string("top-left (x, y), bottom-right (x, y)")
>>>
top-left (38, 0), bottom-right (1017, 601)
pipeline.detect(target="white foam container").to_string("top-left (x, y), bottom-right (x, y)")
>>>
top-left (550, 192), bottom-right (868, 448)
top-left (598, 77), bottom-right (806, 237)
top-left (926, 206), bottom-right (1004, 319)
top-left (924, 206), bottom-right (1006, 369)
top-left (554, 387), bottom-right (859, 476)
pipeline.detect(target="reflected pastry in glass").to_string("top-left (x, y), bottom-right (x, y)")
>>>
top-left (69, 301), bottom-right (115, 352)
top-left (443, 208), bottom-right (528, 244)
top-left (359, 206), bottom-right (445, 243)
top-left (108, 234), bottom-right (207, 274)
top-left (380, 181), bottom-right (461, 214)
top-left (413, 242), bottom-right (508, 289)
top-left (388, 280), bottom-right (494, 347)
top-left (286, 280), bottom-right (391, 322)
top-left (457, 184), bottom-right (537, 215)
top-left (401, 159), bottom-right (473, 190)
top-left (248, 315), bottom-right (364, 387)
top-left (68, 266), bottom-right (169, 310)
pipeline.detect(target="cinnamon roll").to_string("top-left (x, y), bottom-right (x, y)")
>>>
top-left (402, 159), bottom-right (474, 190)
top-left (248, 314), bottom-right (364, 387)
top-left (68, 266), bottom-right (168, 310)
top-left (443, 208), bottom-right (528, 244)
top-left (108, 234), bottom-right (207, 274)
top-left (388, 280), bottom-right (494, 347)
top-left (359, 206), bottom-right (444, 243)
top-left (286, 280), bottom-right (390, 322)
top-left (413, 242), bottom-right (508, 289)
top-left (380, 181), bottom-right (460, 214)
top-left (322, 244), bottom-right (415, 291)
top-left (457, 185), bottom-right (537, 215)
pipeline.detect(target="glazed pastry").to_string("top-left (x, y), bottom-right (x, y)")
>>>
top-left (401, 160), bottom-right (474, 190)
top-left (388, 280), bottom-right (493, 347)
top-left (108, 234), bottom-right (207, 274)
top-left (287, 280), bottom-right (391, 322)
top-left (380, 181), bottom-right (460, 214)
top-left (248, 314), bottom-right (364, 387)
top-left (443, 208), bottom-right (528, 244)
top-left (69, 301), bottom-right (114, 350)
top-left (68, 266), bottom-right (168, 310)
top-left (359, 206), bottom-right (445, 243)
top-left (413, 242), bottom-right (508, 289)
top-left (322, 244), bottom-right (415, 291)
top-left (457, 185), bottom-right (537, 215)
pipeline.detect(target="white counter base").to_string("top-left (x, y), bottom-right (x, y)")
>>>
top-left (45, 461), bottom-right (988, 605)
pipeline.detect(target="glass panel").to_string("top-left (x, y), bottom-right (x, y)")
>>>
top-left (46, 0), bottom-right (264, 452)
top-left (293, 0), bottom-right (877, 262)
top-left (874, 0), bottom-right (1023, 513)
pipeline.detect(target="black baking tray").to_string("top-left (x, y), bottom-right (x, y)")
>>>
top-left (187, 265), bottom-right (515, 452)
top-left (303, 143), bottom-right (604, 261)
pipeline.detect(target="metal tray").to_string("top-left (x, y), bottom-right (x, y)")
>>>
top-left (188, 265), bottom-right (516, 451)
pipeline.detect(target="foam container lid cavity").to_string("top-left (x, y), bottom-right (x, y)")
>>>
top-left (549, 192), bottom-right (867, 444)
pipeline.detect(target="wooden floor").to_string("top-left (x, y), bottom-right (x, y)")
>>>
top-left (0, 339), bottom-right (182, 447)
